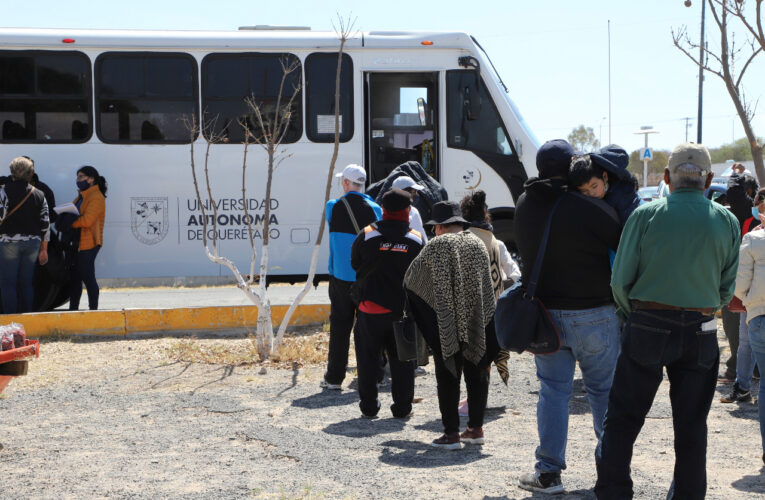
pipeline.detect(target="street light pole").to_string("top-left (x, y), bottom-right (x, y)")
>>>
top-left (634, 126), bottom-right (659, 187)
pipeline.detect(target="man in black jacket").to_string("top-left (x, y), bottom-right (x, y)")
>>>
top-left (350, 188), bottom-right (423, 418)
top-left (514, 139), bottom-right (622, 494)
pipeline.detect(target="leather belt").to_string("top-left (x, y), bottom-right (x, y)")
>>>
top-left (631, 300), bottom-right (716, 316)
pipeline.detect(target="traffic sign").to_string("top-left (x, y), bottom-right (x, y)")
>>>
top-left (640, 148), bottom-right (653, 161)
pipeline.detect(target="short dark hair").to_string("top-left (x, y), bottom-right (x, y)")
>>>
top-left (568, 155), bottom-right (605, 188)
top-left (755, 187), bottom-right (765, 205)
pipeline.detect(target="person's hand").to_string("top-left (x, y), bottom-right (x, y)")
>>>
top-left (733, 163), bottom-right (746, 174)
top-left (38, 248), bottom-right (48, 265)
top-left (758, 213), bottom-right (765, 228)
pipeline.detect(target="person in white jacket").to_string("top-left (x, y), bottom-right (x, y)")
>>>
top-left (734, 215), bottom-right (765, 466)
top-left (391, 176), bottom-right (428, 244)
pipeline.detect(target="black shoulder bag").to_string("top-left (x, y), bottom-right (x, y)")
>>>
top-left (494, 196), bottom-right (564, 355)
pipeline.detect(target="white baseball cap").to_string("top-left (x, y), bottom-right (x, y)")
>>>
top-left (335, 164), bottom-right (367, 184)
top-left (392, 176), bottom-right (425, 191)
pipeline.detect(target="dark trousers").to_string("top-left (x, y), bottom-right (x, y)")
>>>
top-left (721, 305), bottom-right (740, 375)
top-left (69, 246), bottom-right (100, 311)
top-left (595, 310), bottom-right (719, 500)
top-left (325, 276), bottom-right (357, 384)
top-left (408, 291), bottom-right (489, 434)
top-left (354, 311), bottom-right (415, 417)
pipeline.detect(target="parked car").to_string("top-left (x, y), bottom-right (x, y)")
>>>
top-left (637, 185), bottom-right (659, 202)
top-left (656, 178), bottom-right (727, 204)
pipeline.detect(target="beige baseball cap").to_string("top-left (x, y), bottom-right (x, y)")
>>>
top-left (667, 143), bottom-right (712, 174)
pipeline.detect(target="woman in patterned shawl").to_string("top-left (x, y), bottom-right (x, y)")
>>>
top-left (404, 200), bottom-right (496, 450)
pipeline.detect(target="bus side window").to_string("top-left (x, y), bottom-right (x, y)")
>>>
top-left (446, 70), bottom-right (513, 157)
top-left (202, 53), bottom-right (302, 144)
top-left (95, 52), bottom-right (198, 144)
top-left (0, 51), bottom-right (91, 143)
top-left (305, 53), bottom-right (353, 143)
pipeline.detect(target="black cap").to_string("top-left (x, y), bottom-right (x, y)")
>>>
top-left (382, 188), bottom-right (412, 211)
top-left (536, 139), bottom-right (574, 179)
top-left (426, 200), bottom-right (468, 226)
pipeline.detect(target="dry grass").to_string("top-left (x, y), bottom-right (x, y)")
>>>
top-left (163, 330), bottom-right (330, 369)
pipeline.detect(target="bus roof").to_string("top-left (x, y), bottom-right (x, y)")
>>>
top-left (0, 27), bottom-right (475, 50)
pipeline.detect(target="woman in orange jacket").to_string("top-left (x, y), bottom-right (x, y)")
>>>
top-left (69, 166), bottom-right (107, 310)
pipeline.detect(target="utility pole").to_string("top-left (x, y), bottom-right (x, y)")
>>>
top-left (684, 117), bottom-right (693, 142)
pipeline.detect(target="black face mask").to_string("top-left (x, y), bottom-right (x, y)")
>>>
top-left (77, 180), bottom-right (91, 191)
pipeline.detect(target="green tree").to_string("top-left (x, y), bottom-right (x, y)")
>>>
top-left (708, 137), bottom-right (761, 163)
top-left (567, 125), bottom-right (600, 152)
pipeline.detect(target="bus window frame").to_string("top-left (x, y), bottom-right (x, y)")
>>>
top-left (445, 70), bottom-right (517, 157)
top-left (304, 52), bottom-right (354, 143)
top-left (200, 51), bottom-right (303, 145)
top-left (94, 51), bottom-right (200, 145)
top-left (0, 49), bottom-right (93, 144)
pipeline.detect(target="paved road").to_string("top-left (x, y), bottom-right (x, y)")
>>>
top-left (55, 283), bottom-right (330, 310)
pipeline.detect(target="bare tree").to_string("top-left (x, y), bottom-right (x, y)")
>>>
top-left (188, 15), bottom-right (357, 359)
top-left (673, 0), bottom-right (765, 183)
top-left (273, 14), bottom-right (357, 349)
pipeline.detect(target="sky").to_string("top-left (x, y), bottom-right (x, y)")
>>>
top-left (3, 0), bottom-right (764, 155)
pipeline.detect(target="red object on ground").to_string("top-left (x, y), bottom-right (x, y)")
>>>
top-left (0, 339), bottom-right (40, 394)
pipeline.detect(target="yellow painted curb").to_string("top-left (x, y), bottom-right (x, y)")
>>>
top-left (0, 304), bottom-right (329, 337)
top-left (0, 310), bottom-right (125, 336)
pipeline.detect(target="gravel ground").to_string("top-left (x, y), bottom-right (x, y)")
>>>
top-left (1, 325), bottom-right (764, 499)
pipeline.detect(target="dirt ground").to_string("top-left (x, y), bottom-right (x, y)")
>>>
top-left (1, 326), bottom-right (764, 499)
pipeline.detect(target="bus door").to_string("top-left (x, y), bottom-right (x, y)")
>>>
top-left (441, 69), bottom-right (529, 249)
top-left (364, 72), bottom-right (438, 183)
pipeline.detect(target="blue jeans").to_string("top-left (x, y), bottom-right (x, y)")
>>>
top-left (747, 315), bottom-right (765, 456)
top-left (533, 304), bottom-right (620, 473)
top-left (736, 313), bottom-right (757, 391)
top-left (0, 239), bottom-right (39, 314)
top-left (595, 309), bottom-right (718, 500)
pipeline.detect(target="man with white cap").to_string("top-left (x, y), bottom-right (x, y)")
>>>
top-left (595, 143), bottom-right (740, 499)
top-left (321, 164), bottom-right (382, 390)
top-left (391, 176), bottom-right (428, 244)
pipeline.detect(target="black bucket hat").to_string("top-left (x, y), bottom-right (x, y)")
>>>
top-left (426, 200), bottom-right (468, 226)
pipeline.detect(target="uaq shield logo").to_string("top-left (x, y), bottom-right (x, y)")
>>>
top-left (131, 197), bottom-right (169, 245)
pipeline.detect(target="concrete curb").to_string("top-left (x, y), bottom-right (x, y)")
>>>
top-left (0, 304), bottom-right (330, 337)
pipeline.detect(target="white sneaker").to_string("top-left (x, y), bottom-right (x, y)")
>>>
top-left (319, 379), bottom-right (342, 390)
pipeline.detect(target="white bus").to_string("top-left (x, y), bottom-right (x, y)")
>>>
top-left (0, 27), bottom-right (539, 290)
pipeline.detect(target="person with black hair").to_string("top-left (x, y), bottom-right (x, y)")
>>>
top-left (721, 167), bottom-right (760, 381)
top-left (568, 149), bottom-right (641, 225)
top-left (457, 190), bottom-right (513, 417)
top-left (350, 188), bottom-right (423, 418)
top-left (69, 165), bottom-right (107, 310)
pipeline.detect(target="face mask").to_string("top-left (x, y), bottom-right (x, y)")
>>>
top-left (77, 180), bottom-right (90, 191)
top-left (752, 206), bottom-right (761, 219)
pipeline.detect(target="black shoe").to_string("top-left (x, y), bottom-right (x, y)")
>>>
top-left (720, 382), bottom-right (752, 403)
top-left (518, 471), bottom-right (564, 494)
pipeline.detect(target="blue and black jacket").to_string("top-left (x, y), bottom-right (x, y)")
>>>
top-left (326, 191), bottom-right (382, 282)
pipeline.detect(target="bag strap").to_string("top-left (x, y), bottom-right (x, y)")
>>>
top-left (0, 187), bottom-right (35, 226)
top-left (526, 195), bottom-right (565, 298)
top-left (340, 195), bottom-right (362, 235)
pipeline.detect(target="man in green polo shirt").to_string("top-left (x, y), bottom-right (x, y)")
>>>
top-left (594, 143), bottom-right (740, 500)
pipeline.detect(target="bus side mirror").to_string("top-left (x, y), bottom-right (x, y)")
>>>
top-left (464, 85), bottom-right (481, 121)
